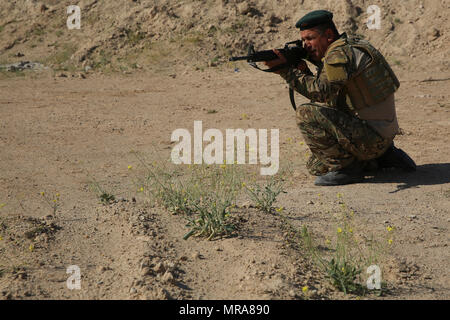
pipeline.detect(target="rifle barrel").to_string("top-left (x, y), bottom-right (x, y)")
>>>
top-left (229, 56), bottom-right (250, 62)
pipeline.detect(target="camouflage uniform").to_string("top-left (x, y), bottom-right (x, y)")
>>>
top-left (280, 33), bottom-right (398, 176)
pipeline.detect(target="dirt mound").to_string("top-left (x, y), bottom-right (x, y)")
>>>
top-left (0, 0), bottom-right (448, 74)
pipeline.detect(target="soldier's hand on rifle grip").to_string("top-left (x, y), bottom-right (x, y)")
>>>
top-left (263, 49), bottom-right (287, 74)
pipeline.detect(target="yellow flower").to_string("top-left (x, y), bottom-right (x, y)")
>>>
top-left (337, 227), bottom-right (343, 233)
top-left (29, 244), bottom-right (34, 252)
top-left (275, 207), bottom-right (284, 213)
top-left (325, 239), bottom-right (331, 245)
top-left (348, 228), bottom-right (353, 233)
top-left (387, 226), bottom-right (394, 232)
top-left (299, 141), bottom-right (304, 146)
top-left (241, 182), bottom-right (246, 187)
top-left (40, 192), bottom-right (45, 196)
top-left (302, 286), bottom-right (309, 293)
top-left (140, 187), bottom-right (144, 192)
top-left (127, 165), bottom-right (132, 170)
top-left (56, 193), bottom-right (60, 198)
top-left (220, 164), bottom-right (226, 169)
top-left (388, 239), bottom-right (393, 245)
top-left (0, 236), bottom-right (3, 241)
top-left (52, 199), bottom-right (57, 203)
top-left (0, 203), bottom-right (5, 209)
top-left (341, 267), bottom-right (345, 272)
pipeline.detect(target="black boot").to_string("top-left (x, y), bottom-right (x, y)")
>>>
top-left (314, 161), bottom-right (365, 186)
top-left (376, 144), bottom-right (416, 172)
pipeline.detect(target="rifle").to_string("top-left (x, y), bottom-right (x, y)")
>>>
top-left (229, 40), bottom-right (309, 111)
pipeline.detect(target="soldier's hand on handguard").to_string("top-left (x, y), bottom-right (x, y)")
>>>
top-left (263, 49), bottom-right (312, 75)
top-left (263, 49), bottom-right (288, 74)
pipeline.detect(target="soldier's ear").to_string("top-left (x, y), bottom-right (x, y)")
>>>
top-left (325, 28), bottom-right (335, 43)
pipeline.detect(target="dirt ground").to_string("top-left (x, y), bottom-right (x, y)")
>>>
top-left (0, 65), bottom-right (448, 300)
top-left (0, 0), bottom-right (449, 301)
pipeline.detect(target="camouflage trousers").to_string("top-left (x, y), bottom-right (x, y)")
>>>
top-left (296, 103), bottom-right (393, 176)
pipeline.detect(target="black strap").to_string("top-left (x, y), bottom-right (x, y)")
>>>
top-left (248, 62), bottom-right (289, 73)
top-left (289, 87), bottom-right (297, 111)
top-left (246, 60), bottom-right (297, 111)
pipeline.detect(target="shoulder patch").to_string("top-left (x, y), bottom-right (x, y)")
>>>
top-left (325, 49), bottom-right (348, 65)
top-left (324, 49), bottom-right (348, 82)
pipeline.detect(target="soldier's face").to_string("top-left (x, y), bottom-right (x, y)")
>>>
top-left (301, 28), bottom-right (335, 62)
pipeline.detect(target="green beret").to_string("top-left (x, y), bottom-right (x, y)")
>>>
top-left (295, 10), bottom-right (333, 30)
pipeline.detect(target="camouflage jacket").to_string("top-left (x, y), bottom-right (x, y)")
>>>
top-left (279, 33), bottom-right (401, 139)
top-left (279, 33), bottom-right (357, 113)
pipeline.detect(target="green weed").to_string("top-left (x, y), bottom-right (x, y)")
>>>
top-left (244, 177), bottom-right (285, 213)
top-left (39, 191), bottom-right (61, 216)
top-left (286, 194), bottom-right (393, 296)
top-left (131, 153), bottom-right (243, 240)
top-left (85, 172), bottom-right (116, 205)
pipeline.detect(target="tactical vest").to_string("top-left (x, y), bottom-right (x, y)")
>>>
top-left (325, 35), bottom-right (400, 110)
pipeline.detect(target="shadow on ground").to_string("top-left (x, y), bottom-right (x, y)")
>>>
top-left (364, 163), bottom-right (450, 193)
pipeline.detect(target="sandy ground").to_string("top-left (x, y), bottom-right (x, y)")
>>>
top-left (0, 64), bottom-right (448, 300)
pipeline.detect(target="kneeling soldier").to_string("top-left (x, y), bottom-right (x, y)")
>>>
top-left (265, 10), bottom-right (416, 186)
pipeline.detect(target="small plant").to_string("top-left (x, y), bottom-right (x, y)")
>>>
top-left (131, 152), bottom-right (244, 240)
top-left (99, 193), bottom-right (115, 204)
top-left (289, 194), bottom-right (394, 296)
top-left (39, 191), bottom-right (61, 215)
top-left (183, 196), bottom-right (235, 240)
top-left (326, 258), bottom-right (362, 294)
top-left (298, 224), bottom-right (365, 295)
top-left (85, 171), bottom-right (116, 204)
top-left (244, 177), bottom-right (285, 213)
